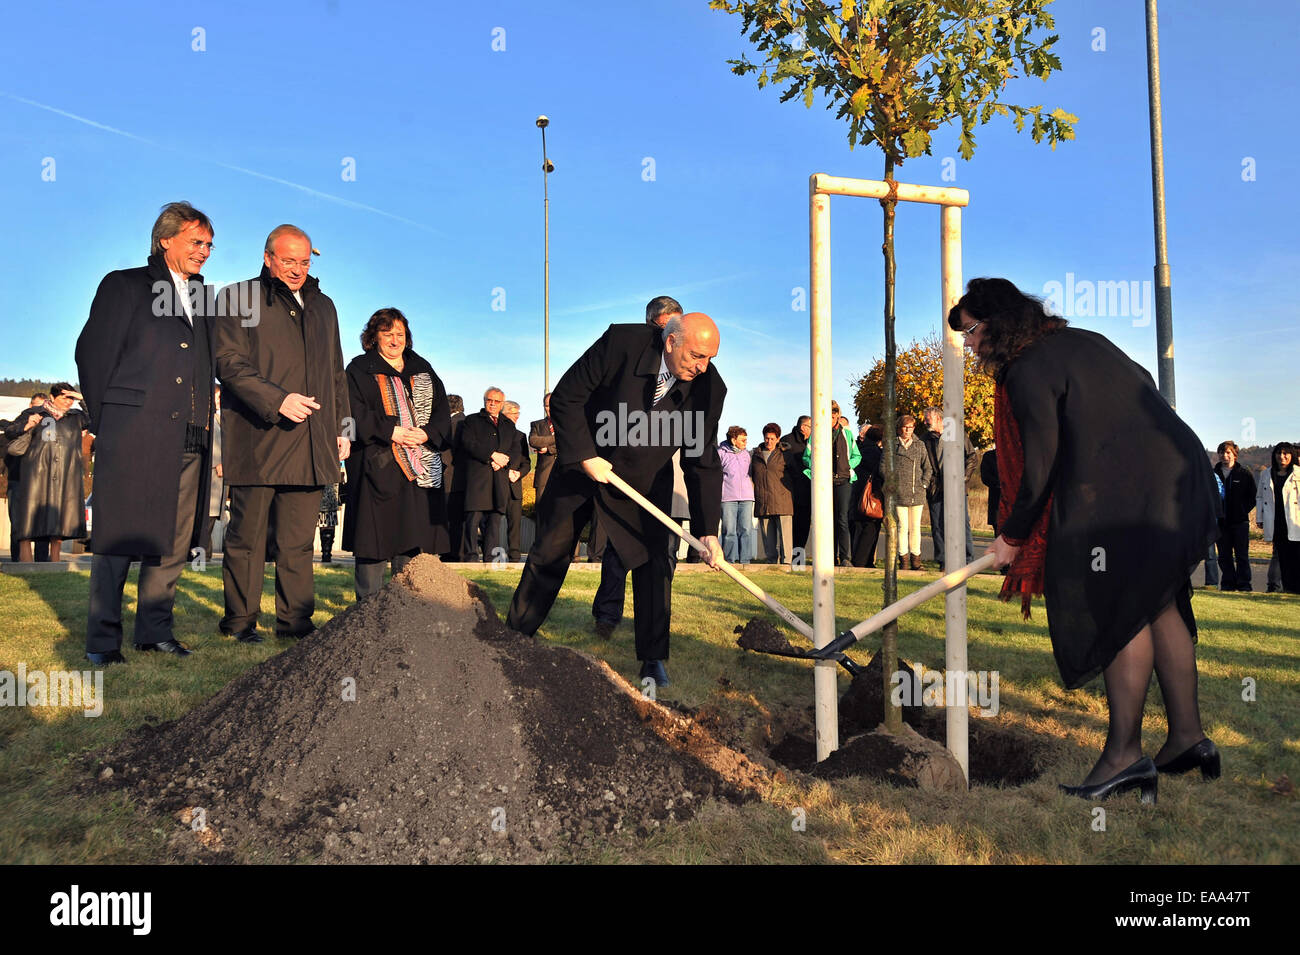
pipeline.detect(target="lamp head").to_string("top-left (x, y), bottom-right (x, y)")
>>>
top-left (536, 115), bottom-right (549, 128)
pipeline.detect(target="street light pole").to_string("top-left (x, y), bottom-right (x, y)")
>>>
top-left (1144, 0), bottom-right (1175, 408)
top-left (537, 116), bottom-right (553, 394)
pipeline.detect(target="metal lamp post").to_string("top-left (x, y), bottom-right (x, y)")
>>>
top-left (537, 115), bottom-right (554, 393)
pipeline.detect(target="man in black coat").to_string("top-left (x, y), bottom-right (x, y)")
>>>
top-left (783, 415), bottom-right (812, 556)
top-left (506, 313), bottom-right (725, 688)
top-left (921, 406), bottom-right (976, 571)
top-left (75, 201), bottom-right (217, 662)
top-left (441, 395), bottom-right (465, 561)
top-left (213, 224), bottom-right (350, 642)
top-left (528, 392), bottom-right (556, 503)
top-left (1213, 440), bottom-right (1257, 591)
top-left (502, 400), bottom-right (531, 561)
top-left (590, 294), bottom-right (682, 634)
top-left (459, 387), bottom-right (516, 562)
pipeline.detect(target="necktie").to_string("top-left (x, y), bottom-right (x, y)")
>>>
top-left (653, 371), bottom-right (671, 405)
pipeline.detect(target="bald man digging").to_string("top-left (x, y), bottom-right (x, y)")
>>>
top-left (506, 313), bottom-right (726, 687)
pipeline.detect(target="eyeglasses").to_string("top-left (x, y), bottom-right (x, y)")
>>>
top-left (960, 320), bottom-right (984, 337)
top-left (271, 252), bottom-right (312, 270)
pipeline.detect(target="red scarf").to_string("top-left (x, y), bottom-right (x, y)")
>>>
top-left (994, 381), bottom-right (1052, 618)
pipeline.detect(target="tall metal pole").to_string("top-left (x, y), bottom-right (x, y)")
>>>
top-left (1144, 0), bottom-right (1175, 407)
top-left (537, 116), bottom-right (553, 394)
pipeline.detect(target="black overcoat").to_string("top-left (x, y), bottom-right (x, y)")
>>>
top-left (341, 348), bottom-right (452, 559)
top-left (459, 409), bottom-right (517, 512)
top-left (2, 408), bottom-right (89, 540)
top-left (508, 430), bottom-right (532, 501)
top-left (999, 328), bottom-right (1218, 688)
top-left (548, 323), bottom-right (725, 570)
top-left (214, 268), bottom-right (349, 487)
top-left (73, 255), bottom-right (213, 556)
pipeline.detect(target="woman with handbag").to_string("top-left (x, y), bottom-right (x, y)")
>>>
top-left (851, 425), bottom-right (885, 567)
top-left (343, 308), bottom-right (452, 599)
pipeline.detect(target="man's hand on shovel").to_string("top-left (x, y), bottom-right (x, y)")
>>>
top-left (697, 535), bottom-right (722, 568)
top-left (581, 456), bottom-right (613, 483)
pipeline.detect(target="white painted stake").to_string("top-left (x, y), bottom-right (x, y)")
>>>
top-left (941, 203), bottom-right (970, 785)
top-left (809, 186), bottom-right (838, 762)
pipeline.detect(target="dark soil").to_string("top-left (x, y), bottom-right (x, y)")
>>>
top-left (767, 652), bottom-right (1049, 787)
top-left (813, 724), bottom-right (967, 791)
top-left (89, 555), bottom-right (769, 863)
top-left (735, 618), bottom-right (802, 656)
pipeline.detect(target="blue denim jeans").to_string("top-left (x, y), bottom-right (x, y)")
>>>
top-left (721, 500), bottom-right (756, 563)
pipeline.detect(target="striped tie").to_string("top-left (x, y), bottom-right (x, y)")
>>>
top-left (653, 371), bottom-right (671, 405)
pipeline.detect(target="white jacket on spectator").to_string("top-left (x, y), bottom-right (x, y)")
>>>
top-left (1256, 466), bottom-right (1300, 542)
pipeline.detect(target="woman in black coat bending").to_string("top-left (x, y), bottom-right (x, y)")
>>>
top-left (954, 278), bottom-right (1219, 804)
top-left (343, 308), bottom-right (452, 599)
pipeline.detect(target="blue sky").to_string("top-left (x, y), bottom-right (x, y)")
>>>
top-left (2, 0), bottom-right (1296, 449)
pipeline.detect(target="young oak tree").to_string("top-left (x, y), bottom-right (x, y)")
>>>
top-left (853, 333), bottom-right (996, 448)
top-left (711, 0), bottom-right (1075, 732)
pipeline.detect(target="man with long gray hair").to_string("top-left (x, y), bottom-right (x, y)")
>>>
top-left (76, 201), bottom-right (217, 662)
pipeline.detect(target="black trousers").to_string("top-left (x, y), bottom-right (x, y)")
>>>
top-left (508, 469), bottom-right (672, 661)
top-left (592, 518), bottom-right (683, 626)
top-left (832, 480), bottom-right (852, 563)
top-left (222, 484), bottom-right (323, 636)
top-left (851, 518), bottom-right (881, 567)
top-left (463, 509), bottom-right (501, 562)
top-left (444, 490), bottom-right (465, 561)
top-left (505, 497), bottom-right (523, 560)
top-left (86, 452), bottom-right (202, 652)
top-left (1215, 520), bottom-right (1252, 591)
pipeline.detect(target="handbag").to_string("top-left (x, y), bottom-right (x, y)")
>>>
top-left (858, 475), bottom-right (883, 520)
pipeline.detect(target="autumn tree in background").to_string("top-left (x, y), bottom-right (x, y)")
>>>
top-left (853, 333), bottom-right (995, 447)
top-left (711, 0), bottom-right (1075, 733)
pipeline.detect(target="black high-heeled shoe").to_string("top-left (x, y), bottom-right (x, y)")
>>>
top-left (1060, 757), bottom-right (1158, 804)
top-left (1156, 738), bottom-right (1221, 780)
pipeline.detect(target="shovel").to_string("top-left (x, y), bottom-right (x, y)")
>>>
top-left (608, 470), bottom-right (862, 676)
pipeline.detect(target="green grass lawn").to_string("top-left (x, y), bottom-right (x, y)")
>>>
top-left (1, 562), bottom-right (1297, 864)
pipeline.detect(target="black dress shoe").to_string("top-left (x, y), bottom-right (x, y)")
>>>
top-left (1156, 738), bottom-right (1221, 780)
top-left (593, 620), bottom-right (616, 639)
top-left (275, 628), bottom-right (315, 640)
top-left (133, 639), bottom-right (193, 657)
top-left (86, 650), bottom-right (127, 665)
top-left (230, 627), bottom-right (263, 644)
top-left (1060, 757), bottom-right (1157, 804)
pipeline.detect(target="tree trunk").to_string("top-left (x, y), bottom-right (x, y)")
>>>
top-left (880, 154), bottom-right (902, 734)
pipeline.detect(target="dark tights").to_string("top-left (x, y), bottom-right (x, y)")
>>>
top-left (1083, 600), bottom-right (1205, 785)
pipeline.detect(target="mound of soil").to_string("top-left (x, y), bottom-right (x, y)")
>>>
top-left (91, 556), bottom-right (769, 863)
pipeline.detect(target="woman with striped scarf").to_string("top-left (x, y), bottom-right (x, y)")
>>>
top-left (343, 308), bottom-right (453, 599)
